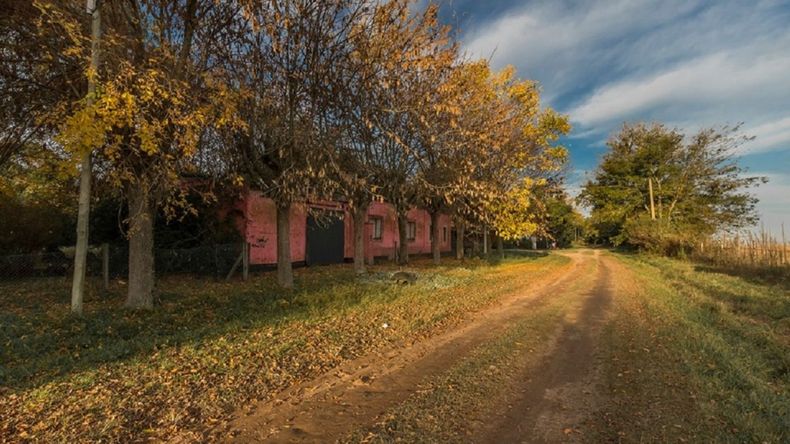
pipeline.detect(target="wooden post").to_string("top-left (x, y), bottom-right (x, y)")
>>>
top-left (242, 242), bottom-right (249, 281)
top-left (102, 243), bottom-right (109, 291)
top-left (648, 177), bottom-right (656, 221)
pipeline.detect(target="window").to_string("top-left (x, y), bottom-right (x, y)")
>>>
top-left (371, 217), bottom-right (383, 240)
top-left (407, 221), bottom-right (417, 241)
top-left (443, 226), bottom-right (448, 242)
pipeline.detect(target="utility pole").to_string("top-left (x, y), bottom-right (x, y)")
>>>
top-left (71, 0), bottom-right (101, 315)
top-left (648, 177), bottom-right (656, 221)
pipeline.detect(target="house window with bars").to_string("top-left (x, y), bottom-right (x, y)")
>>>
top-left (371, 217), bottom-right (383, 240)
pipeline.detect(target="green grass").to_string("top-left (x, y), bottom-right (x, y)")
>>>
top-left (0, 253), bottom-right (570, 442)
top-left (594, 254), bottom-right (790, 443)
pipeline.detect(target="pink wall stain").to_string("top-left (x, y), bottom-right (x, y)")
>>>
top-left (241, 191), bottom-right (451, 266)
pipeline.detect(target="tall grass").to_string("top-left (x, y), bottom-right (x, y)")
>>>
top-left (696, 224), bottom-right (789, 278)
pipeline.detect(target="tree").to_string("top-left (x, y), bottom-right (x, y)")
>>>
top-left (231, 0), bottom-right (369, 287)
top-left (35, 1), bottom-right (243, 308)
top-left (334, 1), bottom-right (456, 266)
top-left (333, 0), bottom-right (415, 273)
top-left (0, 1), bottom-right (87, 169)
top-left (449, 64), bottom-right (569, 258)
top-left (580, 123), bottom-right (765, 254)
top-left (538, 183), bottom-right (585, 248)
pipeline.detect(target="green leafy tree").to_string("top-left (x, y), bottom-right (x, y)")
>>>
top-left (580, 123), bottom-right (765, 254)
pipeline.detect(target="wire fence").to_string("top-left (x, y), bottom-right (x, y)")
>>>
top-left (0, 243), bottom-right (244, 282)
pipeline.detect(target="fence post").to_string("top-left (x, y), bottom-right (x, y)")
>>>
top-left (102, 243), bottom-right (109, 291)
top-left (242, 242), bottom-right (249, 281)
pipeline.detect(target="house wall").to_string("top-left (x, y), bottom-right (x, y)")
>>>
top-left (363, 201), bottom-right (452, 259)
top-left (241, 191), bottom-right (451, 266)
top-left (243, 190), bottom-right (308, 265)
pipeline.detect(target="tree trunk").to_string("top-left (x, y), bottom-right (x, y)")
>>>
top-left (496, 235), bottom-right (505, 260)
top-left (277, 202), bottom-right (293, 288)
top-left (455, 218), bottom-right (465, 260)
top-left (126, 182), bottom-right (155, 310)
top-left (352, 204), bottom-right (368, 274)
top-left (483, 224), bottom-right (489, 257)
top-left (71, 5), bottom-right (102, 315)
top-left (397, 213), bottom-right (409, 265)
top-left (430, 210), bottom-right (440, 265)
top-left (531, 236), bottom-right (537, 250)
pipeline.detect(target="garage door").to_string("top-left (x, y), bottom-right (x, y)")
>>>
top-left (306, 211), bottom-right (345, 265)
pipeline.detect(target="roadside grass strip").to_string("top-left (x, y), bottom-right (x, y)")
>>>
top-left (595, 254), bottom-right (789, 443)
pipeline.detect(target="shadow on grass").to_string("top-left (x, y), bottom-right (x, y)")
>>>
top-left (655, 266), bottom-right (790, 381)
top-left (0, 255), bottom-right (546, 393)
top-left (692, 263), bottom-right (790, 292)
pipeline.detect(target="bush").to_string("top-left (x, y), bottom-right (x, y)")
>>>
top-left (619, 216), bottom-right (698, 257)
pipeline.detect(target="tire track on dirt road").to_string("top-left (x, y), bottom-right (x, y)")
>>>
top-left (221, 254), bottom-right (593, 443)
top-left (476, 251), bottom-right (614, 444)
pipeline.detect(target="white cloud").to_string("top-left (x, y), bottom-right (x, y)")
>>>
top-left (458, 0), bottom-right (790, 230)
top-left (460, 0), bottom-right (790, 153)
top-left (569, 51), bottom-right (790, 128)
top-left (743, 117), bottom-right (790, 155)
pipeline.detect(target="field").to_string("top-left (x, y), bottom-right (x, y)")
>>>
top-left (590, 254), bottom-right (789, 442)
top-left (0, 252), bottom-right (569, 442)
top-left (1, 250), bottom-right (788, 443)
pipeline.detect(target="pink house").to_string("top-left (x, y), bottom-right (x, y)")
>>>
top-left (237, 189), bottom-right (452, 266)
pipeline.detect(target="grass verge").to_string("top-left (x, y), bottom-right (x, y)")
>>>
top-left (592, 254), bottom-right (789, 443)
top-left (0, 253), bottom-right (569, 442)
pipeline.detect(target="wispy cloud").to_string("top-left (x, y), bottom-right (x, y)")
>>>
top-left (569, 50), bottom-right (790, 129)
top-left (459, 0), bottom-right (790, 152)
top-left (742, 117), bottom-right (790, 155)
top-left (452, 0), bottom-right (790, 232)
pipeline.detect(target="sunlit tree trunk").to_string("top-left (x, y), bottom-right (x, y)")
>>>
top-left (126, 182), bottom-right (154, 309)
top-left (455, 218), bottom-right (465, 260)
top-left (277, 202), bottom-right (293, 288)
top-left (483, 224), bottom-right (489, 257)
top-left (71, 2), bottom-right (102, 315)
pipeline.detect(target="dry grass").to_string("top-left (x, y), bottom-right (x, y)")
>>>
top-left (695, 226), bottom-right (790, 279)
top-left (0, 253), bottom-right (569, 443)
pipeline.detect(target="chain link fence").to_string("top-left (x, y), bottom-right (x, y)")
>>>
top-left (0, 243), bottom-right (244, 282)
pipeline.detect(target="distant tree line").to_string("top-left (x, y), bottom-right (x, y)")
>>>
top-left (0, 0), bottom-right (570, 311)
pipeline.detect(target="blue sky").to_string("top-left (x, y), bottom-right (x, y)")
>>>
top-left (426, 0), bottom-right (790, 234)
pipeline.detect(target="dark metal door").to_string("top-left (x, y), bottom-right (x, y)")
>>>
top-left (306, 212), bottom-right (345, 265)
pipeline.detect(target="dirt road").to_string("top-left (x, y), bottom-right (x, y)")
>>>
top-left (225, 250), bottom-right (618, 443)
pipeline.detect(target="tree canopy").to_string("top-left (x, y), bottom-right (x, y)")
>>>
top-left (1, 0), bottom-right (571, 302)
top-left (580, 123), bottom-right (765, 254)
